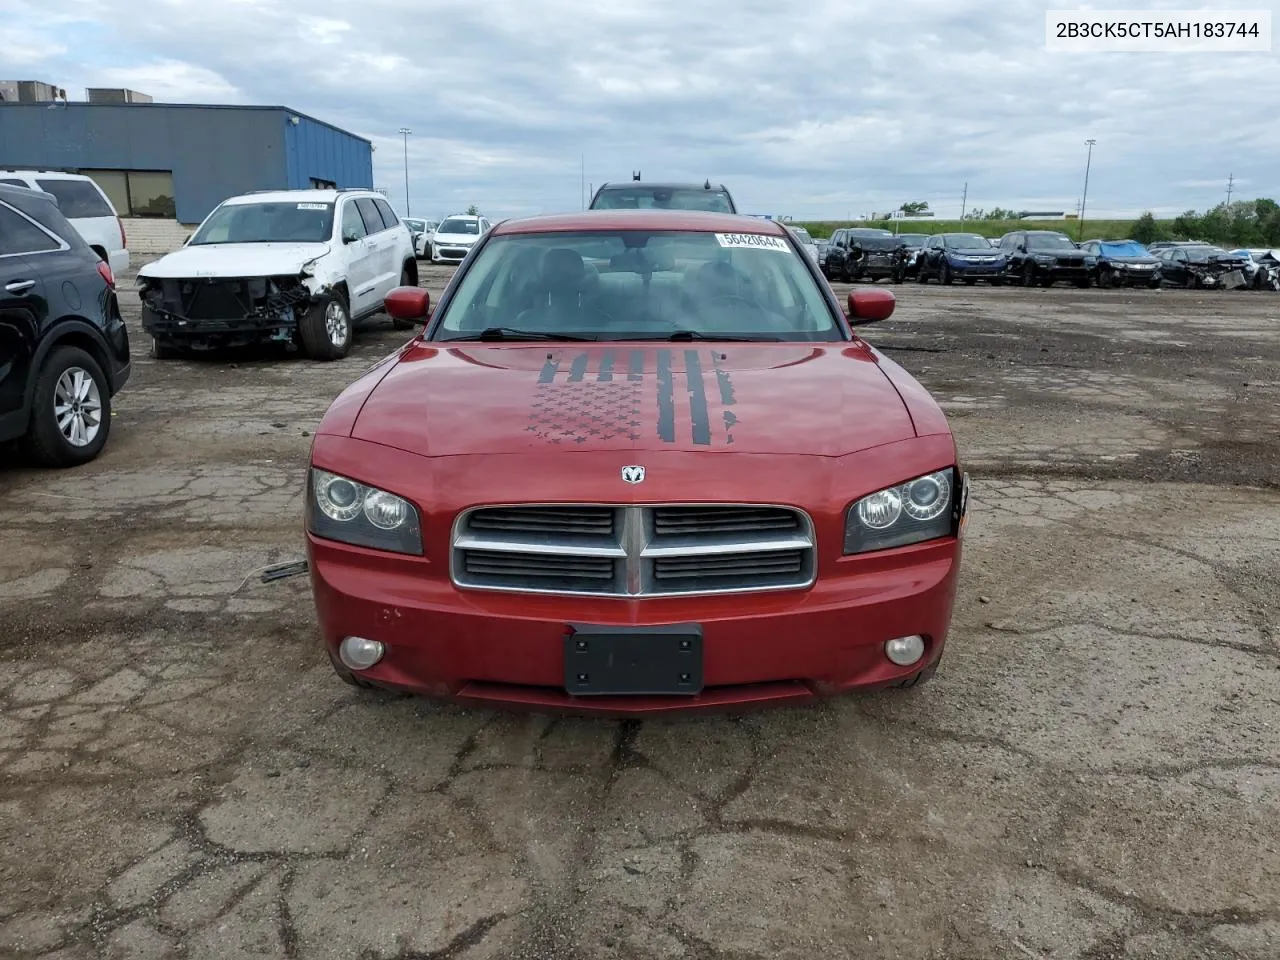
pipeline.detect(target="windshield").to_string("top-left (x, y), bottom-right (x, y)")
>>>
top-left (1185, 245), bottom-right (1226, 261)
top-left (1027, 233), bottom-right (1077, 251)
top-left (788, 226), bottom-right (814, 243)
top-left (851, 229), bottom-right (894, 238)
top-left (591, 187), bottom-right (735, 213)
top-left (190, 201), bottom-right (334, 244)
top-left (404, 218), bottom-right (427, 232)
top-left (430, 230), bottom-right (843, 342)
top-left (944, 234), bottom-right (992, 249)
top-left (1099, 241), bottom-right (1148, 257)
top-left (898, 234), bottom-right (928, 247)
top-left (438, 218), bottom-right (480, 235)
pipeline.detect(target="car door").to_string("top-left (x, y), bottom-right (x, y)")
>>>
top-left (355, 198), bottom-right (397, 303)
top-left (922, 236), bottom-right (941, 273)
top-left (373, 198), bottom-right (411, 289)
top-left (338, 198), bottom-right (377, 315)
top-left (0, 203), bottom-right (54, 437)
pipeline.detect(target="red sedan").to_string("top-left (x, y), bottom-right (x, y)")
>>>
top-left (305, 210), bottom-right (968, 716)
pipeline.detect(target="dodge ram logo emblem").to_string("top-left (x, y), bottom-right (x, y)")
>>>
top-left (620, 465), bottom-right (645, 484)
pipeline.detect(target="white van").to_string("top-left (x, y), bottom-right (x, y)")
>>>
top-left (0, 170), bottom-right (130, 275)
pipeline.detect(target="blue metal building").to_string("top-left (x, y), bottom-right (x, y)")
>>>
top-left (0, 102), bottom-right (374, 224)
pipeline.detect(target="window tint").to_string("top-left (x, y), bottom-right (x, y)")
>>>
top-left (0, 178), bottom-right (28, 187)
top-left (0, 203), bottom-right (60, 256)
top-left (355, 198), bottom-right (384, 235)
top-left (35, 179), bottom-right (114, 218)
top-left (341, 201), bottom-right (367, 240)
top-left (373, 198), bottom-right (399, 229)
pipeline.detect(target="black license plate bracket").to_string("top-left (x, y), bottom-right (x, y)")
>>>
top-left (565, 623), bottom-right (704, 696)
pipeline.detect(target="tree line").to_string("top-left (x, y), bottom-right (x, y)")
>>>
top-left (960, 199), bottom-right (1280, 247)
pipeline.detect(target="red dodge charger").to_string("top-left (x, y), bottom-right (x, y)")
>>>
top-left (305, 210), bottom-right (968, 716)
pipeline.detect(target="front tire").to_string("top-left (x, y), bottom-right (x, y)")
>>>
top-left (151, 337), bottom-right (181, 360)
top-left (299, 291), bottom-right (353, 361)
top-left (22, 346), bottom-right (112, 468)
top-left (939, 262), bottom-right (954, 285)
top-left (1021, 262), bottom-right (1036, 287)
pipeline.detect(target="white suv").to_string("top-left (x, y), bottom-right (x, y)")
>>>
top-left (430, 214), bottom-right (491, 264)
top-left (135, 188), bottom-right (418, 361)
top-left (0, 170), bottom-right (130, 275)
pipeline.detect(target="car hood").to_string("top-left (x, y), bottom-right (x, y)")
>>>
top-left (1102, 255), bottom-right (1159, 264)
top-left (137, 242), bottom-right (331, 279)
top-left (351, 343), bottom-right (919, 457)
top-left (1031, 248), bottom-right (1087, 258)
top-left (948, 248), bottom-right (1002, 256)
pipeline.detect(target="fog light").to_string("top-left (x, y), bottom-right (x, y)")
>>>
top-left (885, 635), bottom-right (925, 666)
top-left (339, 636), bottom-right (385, 670)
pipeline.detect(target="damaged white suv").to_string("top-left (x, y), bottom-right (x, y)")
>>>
top-left (136, 189), bottom-right (418, 361)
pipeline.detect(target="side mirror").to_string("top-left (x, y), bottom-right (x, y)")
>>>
top-left (1017, 244), bottom-right (1027, 254)
top-left (342, 230), bottom-right (360, 244)
top-left (385, 286), bottom-right (431, 322)
top-left (846, 288), bottom-right (895, 325)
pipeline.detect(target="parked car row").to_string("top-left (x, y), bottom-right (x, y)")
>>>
top-left (817, 228), bottom-right (1280, 290)
top-left (405, 214), bottom-right (495, 264)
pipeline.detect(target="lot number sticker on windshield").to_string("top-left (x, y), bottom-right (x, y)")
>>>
top-left (715, 233), bottom-right (789, 252)
top-left (297, 203), bottom-right (328, 210)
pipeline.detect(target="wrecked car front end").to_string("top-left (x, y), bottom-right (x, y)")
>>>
top-left (139, 273), bottom-right (320, 351)
top-left (848, 238), bottom-right (908, 282)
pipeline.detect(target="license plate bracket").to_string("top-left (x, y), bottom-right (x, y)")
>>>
top-left (565, 623), bottom-right (704, 696)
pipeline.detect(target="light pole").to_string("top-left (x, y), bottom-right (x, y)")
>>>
top-left (398, 127), bottom-right (412, 217)
top-left (1078, 138), bottom-right (1096, 241)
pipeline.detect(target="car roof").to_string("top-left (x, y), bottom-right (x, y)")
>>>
top-left (0, 169), bottom-right (97, 181)
top-left (222, 189), bottom-right (375, 205)
top-left (491, 209), bottom-right (787, 237)
top-left (597, 181), bottom-right (730, 191)
top-left (439, 213), bottom-right (482, 220)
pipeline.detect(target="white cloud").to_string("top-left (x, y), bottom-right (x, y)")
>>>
top-left (2, 0), bottom-right (1278, 220)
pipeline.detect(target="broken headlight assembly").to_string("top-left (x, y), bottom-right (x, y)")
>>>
top-left (307, 468), bottom-right (423, 554)
top-left (844, 468), bottom-right (965, 554)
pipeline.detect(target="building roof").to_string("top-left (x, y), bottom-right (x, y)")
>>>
top-left (0, 100), bottom-right (371, 144)
top-left (493, 209), bottom-right (784, 236)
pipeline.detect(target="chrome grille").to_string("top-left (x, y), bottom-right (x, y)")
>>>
top-left (452, 504), bottom-right (815, 597)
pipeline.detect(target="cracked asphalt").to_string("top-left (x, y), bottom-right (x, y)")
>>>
top-left (1, 265), bottom-right (1278, 959)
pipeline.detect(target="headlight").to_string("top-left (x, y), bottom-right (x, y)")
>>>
top-left (844, 468), bottom-right (961, 554)
top-left (307, 468), bottom-right (423, 554)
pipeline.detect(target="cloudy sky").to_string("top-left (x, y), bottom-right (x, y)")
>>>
top-left (3, 0), bottom-right (1278, 221)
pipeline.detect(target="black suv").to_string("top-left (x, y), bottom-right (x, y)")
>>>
top-left (589, 179), bottom-right (737, 213)
top-left (996, 230), bottom-right (1093, 287)
top-left (821, 228), bottom-right (900, 282)
top-left (0, 183), bottom-right (131, 466)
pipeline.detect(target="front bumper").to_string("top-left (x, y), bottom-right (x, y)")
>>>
top-left (310, 534), bottom-right (960, 715)
top-left (949, 260), bottom-right (1006, 278)
top-left (432, 245), bottom-right (474, 263)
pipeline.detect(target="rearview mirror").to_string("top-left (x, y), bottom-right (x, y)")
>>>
top-left (386, 286), bottom-right (431, 322)
top-left (845, 288), bottom-right (896, 325)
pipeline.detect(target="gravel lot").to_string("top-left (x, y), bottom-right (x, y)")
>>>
top-left (1, 265), bottom-right (1278, 959)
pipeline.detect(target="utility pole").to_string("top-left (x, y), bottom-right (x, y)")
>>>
top-left (1078, 138), bottom-right (1096, 242)
top-left (580, 154), bottom-right (585, 209)
top-left (398, 127), bottom-right (412, 217)
top-left (960, 181), bottom-right (968, 220)
top-left (1226, 172), bottom-right (1234, 205)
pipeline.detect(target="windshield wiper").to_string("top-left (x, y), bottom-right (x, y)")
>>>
top-left (445, 327), bottom-right (598, 342)
top-left (628, 330), bottom-right (782, 342)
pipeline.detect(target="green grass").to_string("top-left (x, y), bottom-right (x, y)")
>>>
top-left (793, 218), bottom-right (1149, 242)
